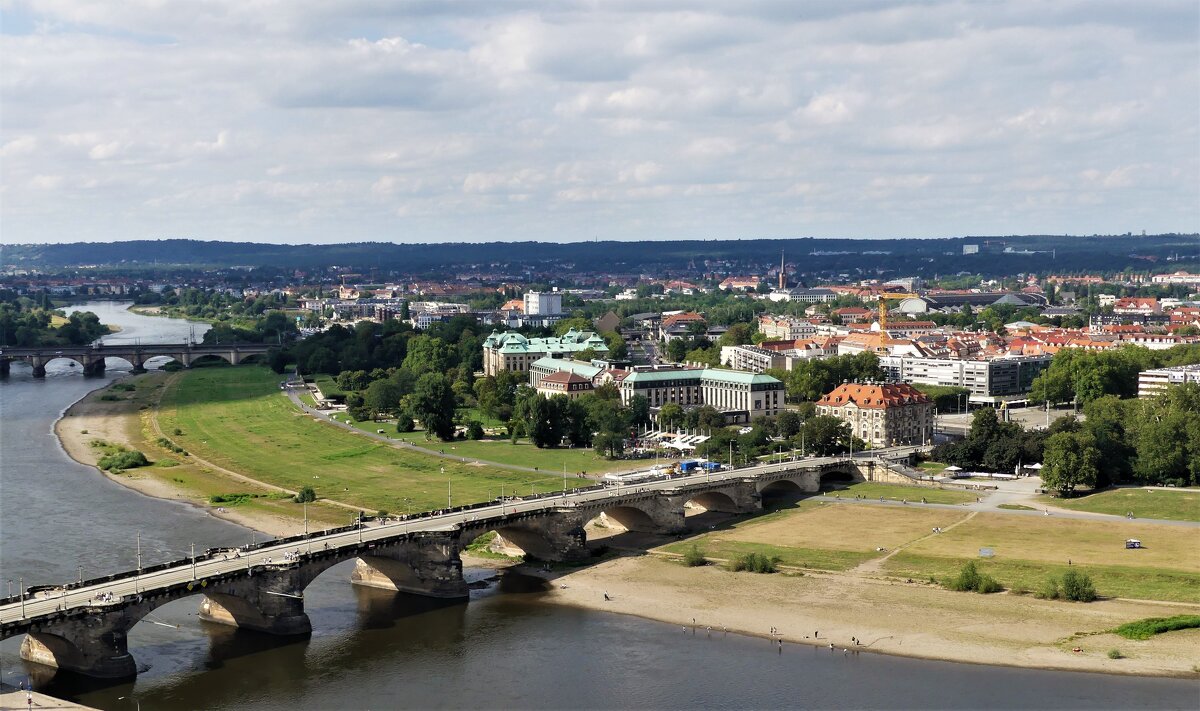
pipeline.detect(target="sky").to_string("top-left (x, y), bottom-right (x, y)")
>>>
top-left (2, 0), bottom-right (1198, 245)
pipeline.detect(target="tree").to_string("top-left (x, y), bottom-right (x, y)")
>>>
top-left (629, 394), bottom-right (651, 429)
top-left (800, 416), bottom-right (853, 456)
top-left (666, 338), bottom-right (687, 362)
top-left (776, 410), bottom-right (802, 439)
top-left (305, 347), bottom-right (339, 375)
top-left (412, 372), bottom-right (457, 441)
top-left (1042, 431), bottom-right (1100, 496)
top-left (402, 335), bottom-right (452, 376)
top-left (364, 379), bottom-right (403, 419)
top-left (658, 402), bottom-right (684, 431)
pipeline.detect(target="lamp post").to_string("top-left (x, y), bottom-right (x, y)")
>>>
top-left (19, 577), bottom-right (25, 618)
top-left (447, 477), bottom-right (452, 509)
top-left (77, 566), bottom-right (83, 586)
top-left (191, 543), bottom-right (196, 581)
top-left (303, 501), bottom-right (308, 535)
top-left (135, 530), bottom-right (142, 594)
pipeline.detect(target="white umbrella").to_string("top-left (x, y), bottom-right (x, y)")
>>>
top-left (943, 465), bottom-right (963, 472)
top-left (1027, 463), bottom-right (1043, 469)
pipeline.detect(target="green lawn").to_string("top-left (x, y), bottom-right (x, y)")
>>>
top-left (919, 461), bottom-right (948, 473)
top-left (827, 481), bottom-right (979, 505)
top-left (334, 412), bottom-right (649, 475)
top-left (1042, 488), bottom-right (1200, 522)
top-left (884, 553), bottom-right (1200, 604)
top-left (157, 367), bottom-right (590, 514)
top-left (661, 539), bottom-right (876, 571)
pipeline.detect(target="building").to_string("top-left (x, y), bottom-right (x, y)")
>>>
top-left (719, 276), bottom-right (761, 291)
top-left (482, 330), bottom-right (609, 376)
top-left (766, 287), bottom-right (838, 304)
top-left (523, 290), bottom-right (564, 317)
top-left (534, 370), bottom-right (594, 399)
top-left (720, 344), bottom-right (786, 373)
top-left (530, 358), bottom-right (784, 424)
top-left (880, 354), bottom-right (1052, 403)
top-left (816, 382), bottom-right (934, 447)
top-left (1151, 271), bottom-right (1200, 287)
top-left (1137, 364), bottom-right (1200, 398)
top-left (1112, 297), bottom-right (1160, 316)
top-left (758, 314), bottom-right (818, 340)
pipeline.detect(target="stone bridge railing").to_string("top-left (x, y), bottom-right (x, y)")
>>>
top-left (0, 342), bottom-right (272, 377)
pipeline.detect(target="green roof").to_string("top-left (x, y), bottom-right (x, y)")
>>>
top-left (699, 369), bottom-right (782, 386)
top-left (530, 357), bottom-right (603, 380)
top-left (623, 369), bottom-right (703, 384)
top-left (485, 329), bottom-right (609, 355)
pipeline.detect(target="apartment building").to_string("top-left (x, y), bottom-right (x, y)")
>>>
top-left (758, 314), bottom-right (817, 340)
top-left (1137, 364), bottom-right (1200, 398)
top-left (880, 354), bottom-right (1052, 402)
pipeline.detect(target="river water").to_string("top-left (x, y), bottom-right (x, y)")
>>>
top-left (1, 303), bottom-right (1196, 710)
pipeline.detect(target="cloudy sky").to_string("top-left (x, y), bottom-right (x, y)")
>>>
top-left (2, 1), bottom-right (1197, 244)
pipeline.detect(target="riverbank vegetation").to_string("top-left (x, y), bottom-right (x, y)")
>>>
top-left (0, 290), bottom-right (111, 346)
top-left (1112, 615), bottom-right (1200, 640)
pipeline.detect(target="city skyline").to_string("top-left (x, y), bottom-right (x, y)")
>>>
top-left (2, 0), bottom-right (1198, 244)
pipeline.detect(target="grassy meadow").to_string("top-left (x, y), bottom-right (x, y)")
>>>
top-left (156, 367), bottom-right (590, 514)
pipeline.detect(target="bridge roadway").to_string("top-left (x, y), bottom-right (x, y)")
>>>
top-left (0, 453), bottom-right (883, 679)
top-left (0, 342), bottom-right (272, 377)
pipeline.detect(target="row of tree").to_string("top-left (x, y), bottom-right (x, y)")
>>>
top-left (1030, 343), bottom-right (1200, 404)
top-left (0, 292), bottom-right (109, 347)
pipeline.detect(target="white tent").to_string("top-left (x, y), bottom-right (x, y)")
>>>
top-left (943, 465), bottom-right (963, 472)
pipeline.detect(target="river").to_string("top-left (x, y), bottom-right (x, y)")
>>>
top-left (0, 303), bottom-right (1195, 710)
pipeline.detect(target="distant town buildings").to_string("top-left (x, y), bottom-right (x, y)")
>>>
top-left (817, 382), bottom-right (935, 447)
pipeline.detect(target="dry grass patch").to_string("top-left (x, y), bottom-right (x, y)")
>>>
top-left (904, 512), bottom-right (1200, 572)
top-left (723, 501), bottom-right (970, 553)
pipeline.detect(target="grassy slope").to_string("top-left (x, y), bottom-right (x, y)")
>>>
top-left (832, 481), bottom-right (979, 505)
top-left (157, 367), bottom-right (589, 514)
top-left (336, 414), bottom-right (649, 475)
top-left (1042, 488), bottom-right (1200, 523)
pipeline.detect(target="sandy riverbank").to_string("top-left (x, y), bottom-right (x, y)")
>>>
top-left (54, 377), bottom-right (305, 538)
top-left (529, 554), bottom-right (1200, 678)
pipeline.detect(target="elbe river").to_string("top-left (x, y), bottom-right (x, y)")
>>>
top-left (0, 303), bottom-right (1195, 710)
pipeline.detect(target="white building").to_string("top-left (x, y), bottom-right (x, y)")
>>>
top-left (1137, 364), bottom-right (1200, 398)
top-left (523, 290), bottom-right (564, 316)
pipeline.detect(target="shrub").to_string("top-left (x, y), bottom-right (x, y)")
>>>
top-left (945, 561), bottom-right (1003, 594)
top-left (1107, 649), bottom-right (1124, 660)
top-left (1061, 570), bottom-right (1097, 602)
top-left (376, 510), bottom-right (389, 519)
top-left (97, 449), bottom-right (150, 472)
top-left (80, 429), bottom-right (88, 435)
top-left (110, 382), bottom-right (136, 392)
top-left (396, 417), bottom-right (415, 433)
top-left (1037, 576), bottom-right (1062, 600)
top-left (173, 428), bottom-right (183, 436)
top-left (294, 485), bottom-right (317, 503)
top-left (98, 394), bottom-right (122, 402)
top-left (729, 552), bottom-right (779, 574)
top-left (209, 493), bottom-right (253, 506)
top-left (466, 421), bottom-right (484, 440)
top-left (1113, 615), bottom-right (1200, 640)
top-left (682, 545), bottom-right (708, 567)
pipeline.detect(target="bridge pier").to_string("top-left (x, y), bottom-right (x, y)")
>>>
top-left (352, 532), bottom-right (470, 598)
top-left (19, 617), bottom-right (138, 679)
top-left (82, 357), bottom-right (106, 377)
top-left (198, 565), bottom-right (316, 636)
top-left (31, 357), bottom-right (47, 378)
top-left (0, 359), bottom-right (9, 377)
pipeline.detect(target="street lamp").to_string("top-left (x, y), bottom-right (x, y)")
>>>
top-left (135, 530), bottom-right (142, 593)
top-left (191, 543), bottom-right (197, 581)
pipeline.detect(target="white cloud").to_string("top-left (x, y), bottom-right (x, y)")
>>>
top-left (0, 0), bottom-right (1196, 243)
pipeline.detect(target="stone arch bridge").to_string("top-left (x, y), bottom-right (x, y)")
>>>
top-left (0, 455), bottom-right (889, 680)
top-left (0, 342), bottom-right (273, 377)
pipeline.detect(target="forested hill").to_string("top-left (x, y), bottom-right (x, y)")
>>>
top-left (4, 235), bottom-right (1198, 275)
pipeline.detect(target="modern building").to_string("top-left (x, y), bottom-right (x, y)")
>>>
top-left (529, 358), bottom-right (784, 423)
top-left (719, 344), bottom-right (786, 373)
top-left (482, 330), bottom-right (609, 376)
top-left (1137, 364), bottom-right (1200, 398)
top-left (880, 354), bottom-right (1052, 403)
top-left (816, 382), bottom-right (935, 447)
top-left (523, 290), bottom-right (564, 317)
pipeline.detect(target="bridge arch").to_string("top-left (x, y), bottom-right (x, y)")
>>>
top-left (819, 468), bottom-right (861, 489)
top-left (758, 478), bottom-right (805, 497)
top-left (685, 491), bottom-right (739, 513)
top-left (592, 504), bottom-right (659, 533)
top-left (42, 356), bottom-right (87, 371)
top-left (190, 353), bottom-right (234, 367)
